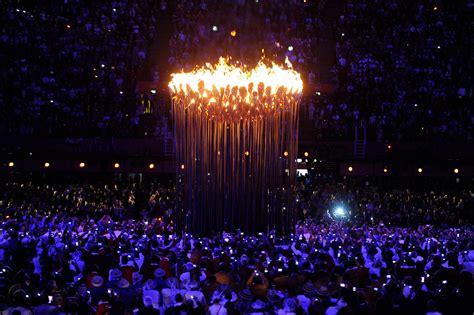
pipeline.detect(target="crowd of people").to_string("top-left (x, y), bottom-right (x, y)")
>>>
top-left (0, 174), bottom-right (472, 314)
top-left (326, 0), bottom-right (473, 142)
top-left (0, 0), bottom-right (166, 137)
top-left (1, 1), bottom-right (473, 314)
top-left (3, 1), bottom-right (471, 142)
top-left (296, 175), bottom-right (473, 227)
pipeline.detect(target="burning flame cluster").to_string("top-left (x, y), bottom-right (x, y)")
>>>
top-left (169, 57), bottom-right (303, 118)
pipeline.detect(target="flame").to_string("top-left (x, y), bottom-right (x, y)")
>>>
top-left (169, 57), bottom-right (303, 115)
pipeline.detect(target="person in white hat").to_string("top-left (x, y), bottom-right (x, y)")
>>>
top-left (143, 279), bottom-right (160, 310)
top-left (153, 268), bottom-right (168, 291)
top-left (184, 280), bottom-right (206, 306)
top-left (89, 275), bottom-right (105, 305)
top-left (106, 268), bottom-right (122, 289)
top-left (276, 297), bottom-right (301, 315)
top-left (132, 272), bottom-right (144, 289)
top-left (248, 299), bottom-right (267, 315)
top-left (179, 262), bottom-right (206, 283)
top-left (116, 278), bottom-right (137, 309)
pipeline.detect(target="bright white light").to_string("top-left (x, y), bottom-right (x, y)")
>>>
top-left (288, 46), bottom-right (294, 52)
top-left (334, 207), bottom-right (346, 217)
top-left (297, 169), bottom-right (308, 176)
top-left (150, 89), bottom-right (157, 94)
top-left (212, 26), bottom-right (218, 32)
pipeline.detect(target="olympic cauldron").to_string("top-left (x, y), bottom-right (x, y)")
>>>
top-left (169, 57), bottom-right (303, 236)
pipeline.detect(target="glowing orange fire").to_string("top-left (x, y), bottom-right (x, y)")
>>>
top-left (169, 57), bottom-right (303, 118)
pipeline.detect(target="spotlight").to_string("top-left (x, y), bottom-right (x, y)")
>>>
top-left (245, 151), bottom-right (249, 156)
top-left (114, 163), bottom-right (120, 169)
top-left (212, 25), bottom-right (218, 32)
top-left (453, 168), bottom-right (459, 174)
top-left (181, 164), bottom-right (185, 170)
top-left (79, 162), bottom-right (85, 168)
top-left (149, 163), bottom-right (155, 169)
top-left (230, 30), bottom-right (237, 37)
top-left (304, 152), bottom-right (309, 157)
top-left (348, 166), bottom-right (353, 172)
top-left (8, 162), bottom-right (14, 167)
top-left (283, 151), bottom-right (289, 157)
top-left (417, 167), bottom-right (423, 173)
top-left (383, 167), bottom-right (388, 173)
top-left (288, 46), bottom-right (294, 52)
top-left (333, 206), bottom-right (347, 219)
top-left (387, 144), bottom-right (392, 150)
top-left (44, 162), bottom-right (50, 168)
